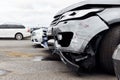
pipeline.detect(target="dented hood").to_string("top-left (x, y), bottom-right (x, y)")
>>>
top-left (55, 0), bottom-right (120, 17)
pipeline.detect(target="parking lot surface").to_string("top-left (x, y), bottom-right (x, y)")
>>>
top-left (0, 39), bottom-right (117, 80)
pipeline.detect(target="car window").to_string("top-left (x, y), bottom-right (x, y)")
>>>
top-left (0, 24), bottom-right (25, 29)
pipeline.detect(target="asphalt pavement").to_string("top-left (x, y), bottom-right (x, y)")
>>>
top-left (0, 38), bottom-right (116, 80)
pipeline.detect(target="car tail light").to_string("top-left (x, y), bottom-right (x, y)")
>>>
top-left (27, 28), bottom-right (30, 32)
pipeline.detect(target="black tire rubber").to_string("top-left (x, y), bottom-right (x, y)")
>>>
top-left (99, 25), bottom-right (120, 74)
top-left (15, 33), bottom-right (23, 40)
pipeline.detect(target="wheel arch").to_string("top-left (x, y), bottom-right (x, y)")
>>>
top-left (15, 32), bottom-right (24, 38)
top-left (85, 22), bottom-right (120, 54)
top-left (97, 8), bottom-right (120, 25)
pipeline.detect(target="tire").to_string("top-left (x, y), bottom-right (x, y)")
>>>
top-left (15, 33), bottom-right (23, 40)
top-left (99, 25), bottom-right (120, 74)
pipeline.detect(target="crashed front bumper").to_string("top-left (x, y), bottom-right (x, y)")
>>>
top-left (53, 49), bottom-right (80, 71)
top-left (52, 16), bottom-right (108, 53)
top-left (31, 35), bottom-right (42, 45)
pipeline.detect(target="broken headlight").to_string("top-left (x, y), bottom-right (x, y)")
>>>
top-left (60, 8), bottom-right (104, 21)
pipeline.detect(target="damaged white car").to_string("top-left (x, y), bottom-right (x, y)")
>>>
top-left (50, 0), bottom-right (120, 74)
top-left (31, 27), bottom-right (48, 48)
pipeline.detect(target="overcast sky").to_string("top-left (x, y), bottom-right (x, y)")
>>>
top-left (0, 0), bottom-right (84, 27)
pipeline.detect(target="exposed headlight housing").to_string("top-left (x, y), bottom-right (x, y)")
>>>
top-left (60, 8), bottom-right (104, 21)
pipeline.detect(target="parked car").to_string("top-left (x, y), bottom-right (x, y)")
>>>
top-left (0, 24), bottom-right (30, 40)
top-left (50, 0), bottom-right (120, 74)
top-left (113, 44), bottom-right (120, 79)
top-left (31, 27), bottom-right (48, 48)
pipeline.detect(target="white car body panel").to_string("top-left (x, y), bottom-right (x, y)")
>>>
top-left (0, 27), bottom-right (30, 38)
top-left (31, 29), bottom-right (44, 45)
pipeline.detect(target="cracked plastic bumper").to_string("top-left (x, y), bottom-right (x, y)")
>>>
top-left (53, 49), bottom-right (80, 72)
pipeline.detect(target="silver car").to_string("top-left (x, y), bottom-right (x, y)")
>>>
top-left (50, 0), bottom-right (120, 74)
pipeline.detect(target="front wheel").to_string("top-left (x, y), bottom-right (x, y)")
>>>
top-left (15, 33), bottom-right (23, 40)
top-left (99, 24), bottom-right (120, 74)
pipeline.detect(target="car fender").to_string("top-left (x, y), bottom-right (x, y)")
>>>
top-left (97, 8), bottom-right (120, 25)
